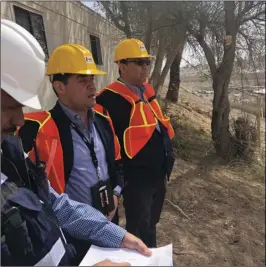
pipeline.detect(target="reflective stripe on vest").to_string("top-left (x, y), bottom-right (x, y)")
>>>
top-left (18, 106), bottom-right (120, 194)
top-left (99, 81), bottom-right (175, 159)
top-left (1, 174), bottom-right (67, 266)
top-left (1, 179), bottom-right (67, 266)
top-left (22, 111), bottom-right (65, 194)
top-left (34, 237), bottom-right (65, 266)
top-left (93, 105), bottom-right (121, 161)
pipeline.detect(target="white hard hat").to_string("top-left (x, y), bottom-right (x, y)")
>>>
top-left (1, 19), bottom-right (45, 109)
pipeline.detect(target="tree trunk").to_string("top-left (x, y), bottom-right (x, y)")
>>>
top-left (191, 1), bottom-right (237, 159)
top-left (143, 3), bottom-right (153, 52)
top-left (165, 43), bottom-right (185, 103)
top-left (211, 74), bottom-right (236, 159)
top-left (149, 37), bottom-right (166, 88)
top-left (211, 51), bottom-right (237, 159)
top-left (154, 51), bottom-right (177, 93)
top-left (211, 1), bottom-right (238, 159)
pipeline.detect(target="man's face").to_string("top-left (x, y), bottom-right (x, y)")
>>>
top-left (119, 58), bottom-right (151, 86)
top-left (1, 90), bottom-right (24, 142)
top-left (53, 74), bottom-right (96, 112)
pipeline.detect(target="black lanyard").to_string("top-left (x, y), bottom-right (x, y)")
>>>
top-left (70, 122), bottom-right (102, 181)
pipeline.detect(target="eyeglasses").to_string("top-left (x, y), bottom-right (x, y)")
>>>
top-left (125, 59), bottom-right (151, 66)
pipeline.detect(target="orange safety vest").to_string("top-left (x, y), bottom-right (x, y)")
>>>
top-left (94, 104), bottom-right (121, 162)
top-left (99, 81), bottom-right (175, 159)
top-left (16, 104), bottom-right (121, 194)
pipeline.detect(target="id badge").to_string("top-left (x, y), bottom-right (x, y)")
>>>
top-left (91, 179), bottom-right (115, 215)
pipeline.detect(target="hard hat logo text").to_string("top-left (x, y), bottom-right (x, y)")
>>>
top-left (139, 45), bottom-right (146, 51)
top-left (85, 56), bottom-right (93, 64)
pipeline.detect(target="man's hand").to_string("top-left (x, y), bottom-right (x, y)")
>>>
top-left (107, 195), bottom-right (119, 221)
top-left (93, 259), bottom-right (130, 266)
top-left (120, 232), bottom-right (152, 257)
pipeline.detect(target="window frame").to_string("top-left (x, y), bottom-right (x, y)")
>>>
top-left (13, 4), bottom-right (49, 61)
top-left (89, 34), bottom-right (103, 66)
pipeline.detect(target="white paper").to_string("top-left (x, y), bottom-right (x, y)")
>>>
top-left (79, 244), bottom-right (173, 266)
top-left (1, 172), bottom-right (8, 185)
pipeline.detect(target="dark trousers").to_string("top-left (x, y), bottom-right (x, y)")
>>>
top-left (123, 178), bottom-right (166, 248)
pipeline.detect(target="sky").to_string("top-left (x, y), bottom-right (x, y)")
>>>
top-left (83, 1), bottom-right (105, 16)
top-left (83, 1), bottom-right (95, 9)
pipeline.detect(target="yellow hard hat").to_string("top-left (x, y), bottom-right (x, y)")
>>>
top-left (114, 38), bottom-right (153, 62)
top-left (46, 44), bottom-right (106, 75)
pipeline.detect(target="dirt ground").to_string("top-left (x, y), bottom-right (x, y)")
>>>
top-left (158, 156), bottom-right (265, 266)
top-left (119, 87), bottom-right (265, 266)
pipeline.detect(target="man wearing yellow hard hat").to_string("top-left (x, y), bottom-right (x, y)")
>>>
top-left (97, 38), bottom-right (175, 247)
top-left (16, 44), bottom-right (126, 263)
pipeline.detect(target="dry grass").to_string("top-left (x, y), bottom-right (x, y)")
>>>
top-left (160, 97), bottom-right (265, 266)
top-left (119, 90), bottom-right (265, 266)
top-left (229, 115), bottom-right (259, 160)
top-left (158, 157), bottom-right (265, 266)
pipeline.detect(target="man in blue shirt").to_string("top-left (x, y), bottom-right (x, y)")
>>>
top-left (97, 38), bottom-right (175, 249)
top-left (18, 44), bottom-right (124, 222)
top-left (17, 39), bottom-right (125, 262)
top-left (1, 19), bottom-right (151, 266)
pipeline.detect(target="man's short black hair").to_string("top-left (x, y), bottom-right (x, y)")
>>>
top-left (51, 73), bottom-right (88, 96)
top-left (51, 73), bottom-right (72, 96)
top-left (52, 73), bottom-right (72, 85)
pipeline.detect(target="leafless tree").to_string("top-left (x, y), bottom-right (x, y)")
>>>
top-left (97, 1), bottom-right (265, 159)
top-left (187, 1), bottom-right (265, 159)
top-left (97, 1), bottom-right (190, 98)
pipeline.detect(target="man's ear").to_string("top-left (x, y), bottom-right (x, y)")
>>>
top-left (118, 63), bottom-right (126, 76)
top-left (52, 81), bottom-right (65, 95)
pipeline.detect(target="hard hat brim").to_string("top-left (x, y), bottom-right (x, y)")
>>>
top-left (89, 69), bottom-right (107, 75)
top-left (23, 94), bottom-right (42, 110)
top-left (46, 69), bottom-right (107, 76)
top-left (115, 54), bottom-right (155, 62)
top-left (2, 81), bottom-right (42, 110)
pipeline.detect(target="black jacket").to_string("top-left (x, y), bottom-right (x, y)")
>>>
top-left (1, 135), bottom-right (76, 265)
top-left (97, 89), bottom-right (175, 184)
top-left (18, 101), bottom-right (124, 190)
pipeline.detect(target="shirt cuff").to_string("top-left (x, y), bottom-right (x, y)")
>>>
top-left (103, 223), bottom-right (126, 248)
top-left (113, 185), bottom-right (122, 195)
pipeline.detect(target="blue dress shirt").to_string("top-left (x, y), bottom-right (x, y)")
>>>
top-left (49, 185), bottom-right (126, 247)
top-left (59, 102), bottom-right (121, 205)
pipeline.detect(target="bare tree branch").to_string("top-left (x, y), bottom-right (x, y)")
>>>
top-left (143, 2), bottom-right (153, 52)
top-left (100, 1), bottom-right (132, 37)
top-left (240, 10), bottom-right (266, 24)
top-left (120, 2), bottom-right (132, 37)
top-left (187, 24), bottom-right (217, 79)
top-left (236, 1), bottom-right (265, 27)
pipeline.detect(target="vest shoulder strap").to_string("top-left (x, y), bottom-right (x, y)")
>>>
top-left (143, 82), bottom-right (156, 101)
top-left (93, 104), bottom-right (109, 118)
top-left (93, 104), bottom-right (121, 161)
top-left (24, 111), bottom-right (51, 128)
top-left (18, 112), bottom-right (55, 154)
top-left (104, 81), bottom-right (141, 103)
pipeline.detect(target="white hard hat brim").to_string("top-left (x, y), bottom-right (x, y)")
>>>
top-left (23, 94), bottom-right (42, 110)
top-left (1, 19), bottom-right (45, 110)
top-left (2, 81), bottom-right (41, 110)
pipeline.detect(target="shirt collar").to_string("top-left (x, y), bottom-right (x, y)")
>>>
top-left (118, 77), bottom-right (146, 94)
top-left (58, 101), bottom-right (95, 127)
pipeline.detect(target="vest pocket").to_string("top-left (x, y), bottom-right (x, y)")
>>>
top-left (3, 187), bottom-right (65, 265)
